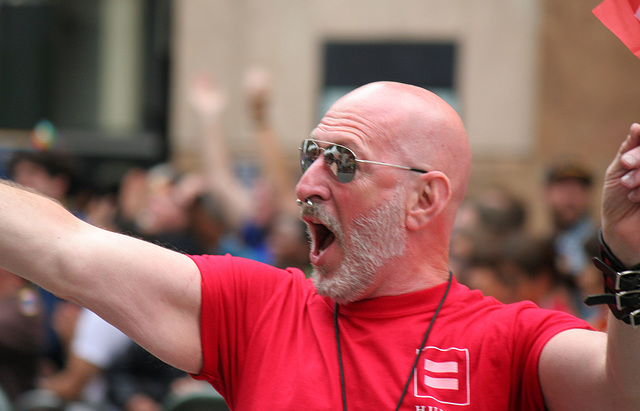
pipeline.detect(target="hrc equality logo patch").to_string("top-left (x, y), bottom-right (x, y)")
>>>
top-left (413, 346), bottom-right (470, 406)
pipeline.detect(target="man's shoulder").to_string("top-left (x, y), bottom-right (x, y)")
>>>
top-left (445, 282), bottom-right (590, 333)
top-left (192, 253), bottom-right (316, 304)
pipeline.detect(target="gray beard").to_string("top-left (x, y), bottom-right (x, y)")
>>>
top-left (310, 188), bottom-right (408, 304)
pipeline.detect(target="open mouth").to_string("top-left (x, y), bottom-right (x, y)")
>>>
top-left (307, 220), bottom-right (337, 256)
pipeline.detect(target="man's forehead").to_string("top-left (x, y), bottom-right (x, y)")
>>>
top-left (309, 127), bottom-right (378, 156)
top-left (311, 111), bottom-right (388, 148)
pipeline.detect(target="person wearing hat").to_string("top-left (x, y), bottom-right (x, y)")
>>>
top-left (544, 162), bottom-right (599, 321)
top-left (544, 162), bottom-right (598, 278)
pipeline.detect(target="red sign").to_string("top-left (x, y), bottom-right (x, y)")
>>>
top-left (593, 0), bottom-right (640, 58)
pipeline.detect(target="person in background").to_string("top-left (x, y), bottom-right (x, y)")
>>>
top-left (461, 248), bottom-right (515, 304)
top-left (450, 185), bottom-right (527, 281)
top-left (188, 69), bottom-right (304, 264)
top-left (543, 162), bottom-right (599, 320)
top-left (104, 342), bottom-right (187, 411)
top-left (544, 162), bottom-right (598, 278)
top-left (36, 308), bottom-right (130, 409)
top-left (7, 150), bottom-right (82, 374)
top-left (7, 151), bottom-right (80, 212)
top-left (266, 213), bottom-right (311, 275)
top-left (501, 235), bottom-right (576, 314)
top-left (0, 268), bottom-right (44, 402)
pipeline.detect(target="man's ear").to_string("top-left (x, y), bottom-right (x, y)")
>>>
top-left (406, 172), bottom-right (451, 231)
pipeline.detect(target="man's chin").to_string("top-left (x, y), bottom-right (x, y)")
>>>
top-left (316, 286), bottom-right (357, 305)
top-left (312, 269), bottom-right (368, 304)
top-left (311, 268), bottom-right (334, 296)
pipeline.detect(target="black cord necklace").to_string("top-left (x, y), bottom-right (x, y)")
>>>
top-left (334, 271), bottom-right (453, 411)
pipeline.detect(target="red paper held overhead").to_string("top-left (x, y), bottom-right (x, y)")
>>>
top-left (593, 0), bottom-right (640, 58)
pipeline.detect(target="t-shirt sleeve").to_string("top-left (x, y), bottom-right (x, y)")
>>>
top-left (513, 304), bottom-right (595, 409)
top-left (186, 254), bottom-right (308, 393)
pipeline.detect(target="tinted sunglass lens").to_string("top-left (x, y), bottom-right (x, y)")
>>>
top-left (300, 140), bottom-right (357, 183)
top-left (323, 150), bottom-right (342, 181)
top-left (300, 140), bottom-right (318, 172)
top-left (325, 145), bottom-right (356, 183)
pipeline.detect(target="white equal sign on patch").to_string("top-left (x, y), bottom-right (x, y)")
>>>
top-left (422, 359), bottom-right (459, 390)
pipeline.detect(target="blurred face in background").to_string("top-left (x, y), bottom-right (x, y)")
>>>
top-left (545, 179), bottom-right (592, 230)
top-left (463, 263), bottom-right (514, 304)
top-left (12, 160), bottom-right (69, 201)
top-left (267, 214), bottom-right (310, 270)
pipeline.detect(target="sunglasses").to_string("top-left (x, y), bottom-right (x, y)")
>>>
top-left (299, 138), bottom-right (429, 183)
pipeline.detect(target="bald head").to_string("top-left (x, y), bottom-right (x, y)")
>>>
top-left (298, 81), bottom-right (470, 291)
top-left (325, 81), bottom-right (472, 209)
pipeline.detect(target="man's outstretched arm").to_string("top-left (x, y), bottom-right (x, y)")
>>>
top-left (0, 181), bottom-right (204, 373)
top-left (539, 123), bottom-right (640, 410)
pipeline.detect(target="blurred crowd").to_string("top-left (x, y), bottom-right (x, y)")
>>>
top-left (0, 69), bottom-right (308, 411)
top-left (451, 162), bottom-right (605, 331)
top-left (0, 70), bottom-right (604, 410)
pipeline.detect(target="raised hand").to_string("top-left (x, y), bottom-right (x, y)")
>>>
top-left (188, 71), bottom-right (227, 120)
top-left (601, 123), bottom-right (640, 267)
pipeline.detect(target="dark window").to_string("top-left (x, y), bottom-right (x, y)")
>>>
top-left (320, 41), bottom-right (458, 119)
top-left (0, 0), bottom-right (171, 162)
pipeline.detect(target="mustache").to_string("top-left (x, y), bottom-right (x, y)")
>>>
top-left (298, 197), bottom-right (322, 220)
top-left (300, 202), bottom-right (318, 218)
top-left (300, 202), bottom-right (322, 225)
top-left (300, 202), bottom-right (343, 243)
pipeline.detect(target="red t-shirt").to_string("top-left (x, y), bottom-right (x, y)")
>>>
top-left (189, 254), bottom-right (593, 410)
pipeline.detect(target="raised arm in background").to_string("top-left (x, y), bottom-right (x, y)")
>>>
top-left (243, 67), bottom-right (299, 216)
top-left (188, 69), bottom-right (298, 234)
top-left (188, 72), bottom-right (252, 231)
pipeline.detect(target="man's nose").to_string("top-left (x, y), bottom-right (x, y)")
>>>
top-left (295, 156), bottom-right (331, 203)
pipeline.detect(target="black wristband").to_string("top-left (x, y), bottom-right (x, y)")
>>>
top-left (584, 229), bottom-right (640, 326)
top-left (597, 230), bottom-right (640, 272)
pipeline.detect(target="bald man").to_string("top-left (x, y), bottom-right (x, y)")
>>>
top-left (0, 82), bottom-right (639, 410)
